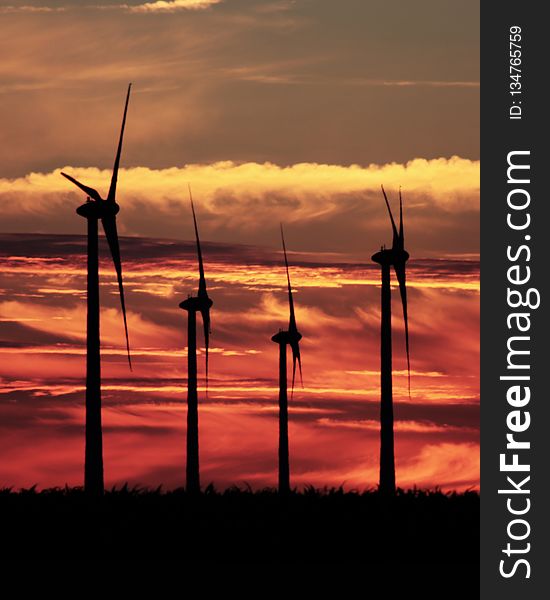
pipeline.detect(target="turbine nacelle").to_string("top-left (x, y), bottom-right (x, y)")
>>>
top-left (271, 329), bottom-right (302, 346)
top-left (75, 198), bottom-right (120, 220)
top-left (371, 247), bottom-right (409, 266)
top-left (179, 295), bottom-right (213, 313)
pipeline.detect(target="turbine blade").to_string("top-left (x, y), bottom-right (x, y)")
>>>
top-left (381, 185), bottom-right (399, 248)
top-left (280, 224), bottom-right (297, 332)
top-left (280, 225), bottom-right (302, 398)
top-left (189, 184), bottom-right (207, 297)
top-left (61, 172), bottom-right (102, 203)
top-left (107, 83), bottom-right (132, 203)
top-left (398, 186), bottom-right (404, 248)
top-left (101, 216), bottom-right (132, 370)
top-left (297, 347), bottom-right (303, 388)
top-left (289, 341), bottom-right (303, 400)
top-left (291, 348), bottom-right (297, 400)
top-left (189, 185), bottom-right (211, 393)
top-left (394, 261), bottom-right (411, 397)
top-left (200, 307), bottom-right (210, 397)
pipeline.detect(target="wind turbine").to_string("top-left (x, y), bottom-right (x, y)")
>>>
top-left (271, 225), bottom-right (303, 495)
top-left (371, 186), bottom-right (411, 495)
top-left (61, 84), bottom-right (133, 496)
top-left (179, 187), bottom-right (212, 494)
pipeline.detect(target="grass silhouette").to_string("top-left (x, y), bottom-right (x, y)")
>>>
top-left (0, 485), bottom-right (479, 566)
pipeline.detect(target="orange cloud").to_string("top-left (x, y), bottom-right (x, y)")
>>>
top-left (317, 418), bottom-right (477, 434)
top-left (0, 232), bottom-right (479, 489)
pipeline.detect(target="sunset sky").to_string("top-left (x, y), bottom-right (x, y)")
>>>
top-left (0, 0), bottom-right (479, 491)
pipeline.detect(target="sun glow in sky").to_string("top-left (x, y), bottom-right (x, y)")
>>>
top-left (0, 0), bottom-right (479, 491)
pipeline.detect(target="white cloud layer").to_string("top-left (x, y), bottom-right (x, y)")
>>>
top-left (0, 157), bottom-right (480, 254)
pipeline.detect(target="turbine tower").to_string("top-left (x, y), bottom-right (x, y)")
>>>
top-left (371, 186), bottom-right (411, 495)
top-left (179, 187), bottom-right (212, 494)
top-left (61, 84), bottom-right (133, 496)
top-left (271, 225), bottom-right (303, 495)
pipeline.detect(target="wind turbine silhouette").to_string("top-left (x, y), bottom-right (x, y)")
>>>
top-left (61, 84), bottom-right (133, 496)
top-left (372, 186), bottom-right (411, 495)
top-left (271, 225), bottom-right (303, 495)
top-left (179, 186), bottom-right (212, 494)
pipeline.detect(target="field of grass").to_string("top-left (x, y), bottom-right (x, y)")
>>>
top-left (0, 486), bottom-right (479, 567)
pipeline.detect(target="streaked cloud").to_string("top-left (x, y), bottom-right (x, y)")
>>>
top-left (353, 79), bottom-right (479, 88)
top-left (128, 0), bottom-right (222, 12)
top-left (224, 67), bottom-right (479, 89)
top-left (0, 5), bottom-right (66, 12)
top-left (0, 399), bottom-right (479, 490)
top-left (0, 0), bottom-right (222, 13)
top-left (317, 418), bottom-right (477, 434)
top-left (0, 230), bottom-right (479, 408)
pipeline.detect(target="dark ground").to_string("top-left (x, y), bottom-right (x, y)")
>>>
top-left (0, 486), bottom-right (479, 568)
